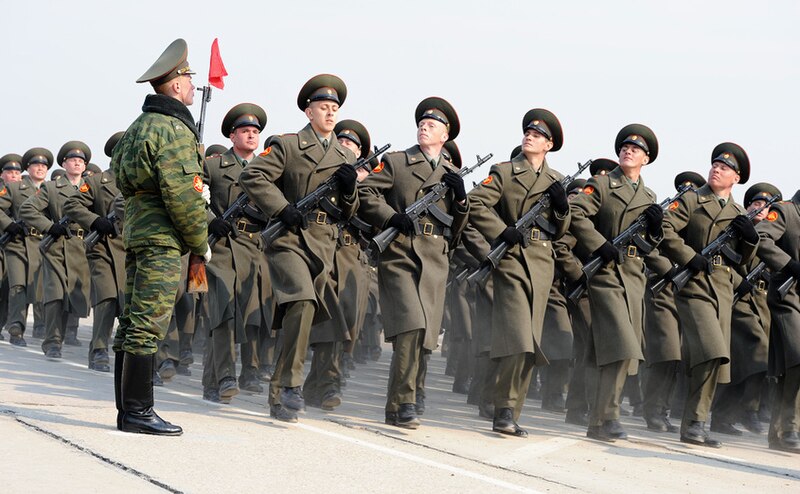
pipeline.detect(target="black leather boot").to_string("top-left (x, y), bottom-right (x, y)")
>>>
top-left (114, 351), bottom-right (125, 430)
top-left (120, 353), bottom-right (182, 436)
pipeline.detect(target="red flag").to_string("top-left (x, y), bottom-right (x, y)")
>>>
top-left (208, 38), bottom-right (228, 89)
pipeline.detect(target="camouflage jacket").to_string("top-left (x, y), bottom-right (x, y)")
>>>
top-left (110, 94), bottom-right (207, 255)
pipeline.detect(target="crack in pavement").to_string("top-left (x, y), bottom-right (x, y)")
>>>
top-left (0, 408), bottom-right (183, 493)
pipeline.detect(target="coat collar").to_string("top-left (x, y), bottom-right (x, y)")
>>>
top-left (297, 123), bottom-right (348, 169)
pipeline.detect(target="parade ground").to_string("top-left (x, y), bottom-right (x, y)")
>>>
top-left (1, 318), bottom-right (798, 494)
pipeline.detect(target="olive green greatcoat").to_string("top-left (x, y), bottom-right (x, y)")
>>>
top-left (568, 167), bottom-right (662, 372)
top-left (468, 155), bottom-right (569, 362)
top-left (459, 223), bottom-right (492, 356)
top-left (755, 191), bottom-right (800, 375)
top-left (0, 177), bottom-right (44, 301)
top-left (64, 170), bottom-right (125, 309)
top-left (357, 145), bottom-right (469, 351)
top-left (204, 149), bottom-right (274, 340)
top-left (643, 252), bottom-right (683, 365)
top-left (659, 184), bottom-right (758, 384)
top-left (19, 177), bottom-right (91, 316)
top-left (239, 124), bottom-right (357, 326)
top-left (728, 257), bottom-right (770, 384)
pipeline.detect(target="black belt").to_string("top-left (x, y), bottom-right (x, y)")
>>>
top-left (710, 254), bottom-right (728, 267)
top-left (305, 211), bottom-right (336, 226)
top-left (625, 245), bottom-right (640, 258)
top-left (413, 221), bottom-right (450, 238)
top-left (235, 220), bottom-right (262, 234)
top-left (528, 228), bottom-right (552, 242)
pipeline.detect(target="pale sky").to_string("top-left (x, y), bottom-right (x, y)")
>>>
top-left (6, 0), bottom-right (799, 202)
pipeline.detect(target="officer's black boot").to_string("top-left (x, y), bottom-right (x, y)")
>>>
top-left (114, 351), bottom-right (125, 430)
top-left (120, 353), bottom-right (182, 436)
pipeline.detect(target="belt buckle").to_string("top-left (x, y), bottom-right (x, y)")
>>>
top-left (626, 245), bottom-right (637, 258)
top-left (315, 211), bottom-right (327, 224)
top-left (343, 233), bottom-right (353, 246)
top-left (422, 222), bottom-right (434, 236)
top-left (29, 227), bottom-right (39, 236)
top-left (237, 220), bottom-right (247, 233)
top-left (712, 255), bottom-right (723, 266)
top-left (530, 228), bottom-right (541, 241)
top-left (76, 228), bottom-right (84, 239)
top-left (756, 280), bottom-right (766, 291)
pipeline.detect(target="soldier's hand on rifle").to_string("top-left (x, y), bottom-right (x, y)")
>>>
top-left (208, 217), bottom-right (233, 238)
top-left (643, 204), bottom-right (664, 236)
top-left (783, 260), bottom-right (800, 278)
top-left (730, 215), bottom-right (758, 244)
top-left (4, 222), bottom-right (23, 237)
top-left (48, 223), bottom-right (68, 238)
top-left (278, 205), bottom-right (304, 228)
top-left (387, 213), bottom-right (414, 235)
top-left (593, 241), bottom-right (618, 266)
top-left (495, 226), bottom-right (524, 247)
top-left (333, 164), bottom-right (358, 196)
top-left (546, 181), bottom-right (569, 215)
top-left (686, 254), bottom-right (711, 274)
top-left (442, 171), bottom-right (467, 202)
top-left (91, 217), bottom-right (117, 235)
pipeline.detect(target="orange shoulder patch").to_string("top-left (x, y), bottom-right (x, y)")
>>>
top-left (79, 183), bottom-right (90, 193)
top-left (767, 210), bottom-right (779, 222)
top-left (193, 175), bottom-right (203, 193)
top-left (0, 187), bottom-right (6, 196)
top-left (583, 185), bottom-right (595, 195)
top-left (372, 161), bottom-right (385, 173)
top-left (259, 146), bottom-right (272, 157)
top-left (668, 201), bottom-right (679, 211)
top-left (481, 176), bottom-right (493, 186)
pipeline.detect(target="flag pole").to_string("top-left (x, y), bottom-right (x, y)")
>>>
top-left (196, 85), bottom-right (212, 144)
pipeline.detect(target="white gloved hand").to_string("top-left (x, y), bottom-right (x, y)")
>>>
top-left (201, 183), bottom-right (211, 205)
top-left (203, 246), bottom-right (212, 263)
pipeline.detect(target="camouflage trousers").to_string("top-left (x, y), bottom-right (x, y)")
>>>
top-left (113, 245), bottom-right (182, 356)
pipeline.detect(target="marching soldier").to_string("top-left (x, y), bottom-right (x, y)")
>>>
top-left (659, 142), bottom-right (758, 448)
top-left (0, 149), bottom-right (50, 346)
top-left (358, 97), bottom-right (468, 429)
top-left (20, 141), bottom-right (92, 360)
top-left (239, 74), bottom-right (359, 422)
top-left (110, 38), bottom-right (209, 435)
top-left (202, 103), bottom-right (274, 402)
top-left (641, 171), bottom-right (706, 434)
top-left (569, 124), bottom-right (665, 442)
top-left (468, 109), bottom-right (570, 437)
top-left (0, 154), bottom-right (23, 338)
top-left (64, 133), bottom-right (126, 372)
top-left (755, 188), bottom-right (800, 453)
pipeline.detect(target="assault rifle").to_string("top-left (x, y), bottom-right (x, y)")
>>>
top-left (732, 261), bottom-right (768, 304)
top-left (39, 216), bottom-right (72, 254)
top-left (777, 275), bottom-right (797, 300)
top-left (370, 152), bottom-right (492, 254)
top-left (83, 210), bottom-right (121, 252)
top-left (208, 193), bottom-right (251, 248)
top-left (261, 143), bottom-right (390, 247)
top-left (566, 183), bottom-right (693, 301)
top-left (0, 221), bottom-right (29, 248)
top-left (466, 159), bottom-right (592, 286)
top-left (652, 195), bottom-right (779, 295)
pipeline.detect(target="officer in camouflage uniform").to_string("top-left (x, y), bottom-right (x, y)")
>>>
top-left (659, 142), bottom-right (758, 448)
top-left (20, 141), bottom-right (92, 359)
top-left (202, 102), bottom-right (274, 402)
top-left (239, 74), bottom-right (359, 423)
top-left (0, 149), bottom-right (50, 346)
top-left (110, 39), bottom-right (209, 436)
top-left (358, 97), bottom-right (469, 429)
top-left (64, 132), bottom-right (126, 372)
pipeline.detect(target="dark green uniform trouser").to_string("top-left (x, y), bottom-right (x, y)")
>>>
top-left (588, 359), bottom-right (629, 426)
top-left (239, 325), bottom-right (262, 381)
top-left (643, 360), bottom-right (679, 419)
top-left (713, 372), bottom-right (765, 423)
top-left (681, 358), bottom-right (721, 433)
top-left (769, 365), bottom-right (800, 440)
top-left (385, 329), bottom-right (423, 412)
top-left (90, 298), bottom-right (117, 353)
top-left (303, 341), bottom-right (342, 402)
top-left (493, 352), bottom-right (536, 421)
top-left (542, 359), bottom-right (570, 402)
top-left (113, 246), bottom-right (182, 356)
top-left (42, 301), bottom-right (69, 351)
top-left (268, 300), bottom-right (315, 406)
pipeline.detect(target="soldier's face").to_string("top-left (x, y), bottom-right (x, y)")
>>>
top-left (306, 101), bottom-right (339, 135)
top-left (618, 144), bottom-right (649, 169)
top-left (62, 157), bottom-right (86, 178)
top-left (230, 126), bottom-right (260, 153)
top-left (27, 163), bottom-right (48, 181)
top-left (521, 129), bottom-right (553, 155)
top-left (177, 75), bottom-right (195, 106)
top-left (417, 119), bottom-right (448, 147)
top-left (1, 170), bottom-right (21, 183)
top-left (338, 137), bottom-right (361, 156)
top-left (747, 199), bottom-right (769, 222)
top-left (707, 161), bottom-right (740, 191)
